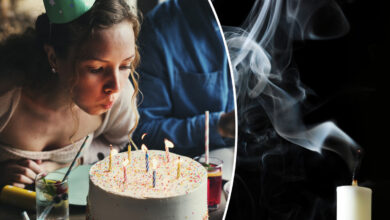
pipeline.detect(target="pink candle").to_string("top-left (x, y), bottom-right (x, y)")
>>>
top-left (205, 111), bottom-right (209, 164)
top-left (122, 159), bottom-right (129, 183)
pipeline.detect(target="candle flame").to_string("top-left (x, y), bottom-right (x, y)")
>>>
top-left (141, 133), bottom-right (147, 140)
top-left (141, 144), bottom-right (148, 152)
top-left (164, 139), bottom-right (174, 148)
top-left (112, 148), bottom-right (118, 155)
top-left (122, 159), bottom-right (129, 166)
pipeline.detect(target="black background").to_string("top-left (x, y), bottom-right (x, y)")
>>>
top-left (212, 0), bottom-right (390, 219)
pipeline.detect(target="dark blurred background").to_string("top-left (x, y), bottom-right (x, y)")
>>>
top-left (212, 0), bottom-right (390, 219)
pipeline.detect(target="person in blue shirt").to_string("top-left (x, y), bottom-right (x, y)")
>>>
top-left (133, 0), bottom-right (235, 157)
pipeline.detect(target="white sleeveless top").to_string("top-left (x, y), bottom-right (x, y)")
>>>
top-left (0, 80), bottom-right (138, 164)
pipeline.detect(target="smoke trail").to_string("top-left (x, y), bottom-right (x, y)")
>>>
top-left (225, 0), bottom-right (361, 171)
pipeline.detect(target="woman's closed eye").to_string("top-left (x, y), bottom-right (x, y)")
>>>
top-left (86, 64), bottom-right (131, 74)
top-left (89, 66), bottom-right (104, 73)
top-left (120, 65), bottom-right (132, 71)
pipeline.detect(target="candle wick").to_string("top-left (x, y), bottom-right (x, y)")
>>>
top-left (352, 179), bottom-right (358, 186)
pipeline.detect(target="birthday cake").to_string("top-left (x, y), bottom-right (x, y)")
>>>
top-left (87, 150), bottom-right (208, 220)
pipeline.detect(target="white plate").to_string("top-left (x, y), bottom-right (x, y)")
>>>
top-left (55, 165), bottom-right (91, 206)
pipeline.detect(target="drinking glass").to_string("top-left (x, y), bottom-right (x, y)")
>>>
top-left (35, 171), bottom-right (69, 220)
top-left (194, 156), bottom-right (223, 211)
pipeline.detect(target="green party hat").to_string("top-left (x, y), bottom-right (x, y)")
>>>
top-left (43, 0), bottom-right (96, 24)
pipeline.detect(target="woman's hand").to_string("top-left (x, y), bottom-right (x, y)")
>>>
top-left (0, 159), bottom-right (43, 188)
top-left (218, 111), bottom-right (236, 138)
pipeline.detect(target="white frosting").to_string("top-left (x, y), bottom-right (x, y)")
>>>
top-left (88, 150), bottom-right (208, 220)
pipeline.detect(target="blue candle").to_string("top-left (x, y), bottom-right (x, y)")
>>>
top-left (152, 170), bottom-right (156, 188)
top-left (142, 144), bottom-right (149, 172)
top-left (146, 153), bottom-right (149, 172)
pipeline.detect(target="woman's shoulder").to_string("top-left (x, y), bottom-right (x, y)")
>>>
top-left (0, 71), bottom-right (23, 96)
top-left (0, 87), bottom-right (22, 132)
top-left (0, 88), bottom-right (21, 107)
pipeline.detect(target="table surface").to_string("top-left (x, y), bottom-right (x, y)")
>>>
top-left (0, 187), bottom-right (228, 220)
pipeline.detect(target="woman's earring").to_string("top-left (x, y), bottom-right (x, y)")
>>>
top-left (51, 67), bottom-right (57, 74)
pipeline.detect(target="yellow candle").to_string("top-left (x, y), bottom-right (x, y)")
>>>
top-left (109, 144), bottom-right (113, 171)
top-left (176, 157), bottom-right (181, 179)
top-left (108, 145), bottom-right (118, 172)
top-left (127, 143), bottom-right (131, 161)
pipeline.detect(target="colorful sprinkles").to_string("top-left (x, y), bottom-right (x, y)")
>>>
top-left (90, 150), bottom-right (207, 199)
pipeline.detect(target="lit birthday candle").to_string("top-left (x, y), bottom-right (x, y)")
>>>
top-left (122, 159), bottom-right (129, 183)
top-left (176, 156), bottom-right (181, 179)
top-left (164, 139), bottom-right (174, 162)
top-left (128, 132), bottom-right (139, 151)
top-left (108, 145), bottom-right (118, 172)
top-left (151, 159), bottom-right (158, 188)
top-left (109, 144), bottom-right (113, 171)
top-left (141, 144), bottom-right (149, 172)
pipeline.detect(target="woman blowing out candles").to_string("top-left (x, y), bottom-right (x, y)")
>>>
top-left (0, 0), bottom-right (140, 188)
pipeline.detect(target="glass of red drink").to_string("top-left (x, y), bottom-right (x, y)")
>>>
top-left (194, 156), bottom-right (223, 211)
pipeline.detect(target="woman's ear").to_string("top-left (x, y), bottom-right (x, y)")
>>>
top-left (43, 44), bottom-right (57, 70)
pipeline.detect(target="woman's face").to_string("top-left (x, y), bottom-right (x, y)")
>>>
top-left (57, 21), bottom-right (136, 115)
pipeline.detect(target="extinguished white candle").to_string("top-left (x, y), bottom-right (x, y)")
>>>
top-left (337, 184), bottom-right (372, 220)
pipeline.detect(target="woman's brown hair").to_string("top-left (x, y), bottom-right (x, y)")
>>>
top-left (0, 0), bottom-right (141, 142)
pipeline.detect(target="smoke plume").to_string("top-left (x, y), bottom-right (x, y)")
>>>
top-left (225, 0), bottom-right (361, 171)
